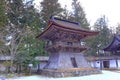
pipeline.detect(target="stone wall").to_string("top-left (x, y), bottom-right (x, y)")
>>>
top-left (41, 68), bottom-right (101, 77)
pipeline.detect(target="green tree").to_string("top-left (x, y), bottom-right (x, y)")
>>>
top-left (59, 5), bottom-right (73, 20)
top-left (4, 0), bottom-right (43, 73)
top-left (71, 0), bottom-right (89, 29)
top-left (0, 0), bottom-right (7, 27)
top-left (0, 0), bottom-right (8, 52)
top-left (35, 0), bottom-right (64, 56)
top-left (6, 0), bottom-right (27, 72)
top-left (89, 15), bottom-right (112, 56)
top-left (0, 0), bottom-right (45, 73)
top-left (40, 0), bottom-right (63, 28)
top-left (116, 23), bottom-right (120, 34)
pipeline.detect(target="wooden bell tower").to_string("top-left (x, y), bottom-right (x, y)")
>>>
top-left (36, 17), bottom-right (101, 77)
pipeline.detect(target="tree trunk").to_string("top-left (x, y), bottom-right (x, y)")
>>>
top-left (15, 64), bottom-right (18, 73)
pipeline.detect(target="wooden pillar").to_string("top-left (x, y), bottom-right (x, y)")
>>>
top-left (116, 59), bottom-right (118, 68)
top-left (93, 61), bottom-right (96, 68)
top-left (100, 60), bottom-right (102, 70)
top-left (37, 63), bottom-right (40, 73)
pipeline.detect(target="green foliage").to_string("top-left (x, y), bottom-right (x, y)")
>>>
top-left (94, 16), bottom-right (111, 47)
top-left (71, 0), bottom-right (89, 29)
top-left (59, 5), bottom-right (72, 20)
top-left (88, 16), bottom-right (112, 56)
top-left (116, 23), bottom-right (120, 34)
top-left (0, 0), bottom-right (7, 27)
top-left (0, 0), bottom-right (115, 73)
top-left (3, 61), bottom-right (11, 67)
top-left (1, 0), bottom-right (43, 73)
top-left (14, 51), bottom-right (38, 67)
top-left (7, 0), bottom-right (24, 26)
top-left (40, 0), bottom-right (63, 28)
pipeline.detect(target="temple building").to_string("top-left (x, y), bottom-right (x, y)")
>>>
top-left (104, 34), bottom-right (120, 54)
top-left (36, 17), bottom-right (101, 77)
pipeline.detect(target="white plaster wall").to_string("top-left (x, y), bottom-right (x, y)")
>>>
top-left (94, 61), bottom-right (101, 69)
top-left (117, 60), bottom-right (120, 68)
top-left (109, 60), bottom-right (117, 68)
top-left (89, 61), bottom-right (103, 69)
top-left (88, 61), bottom-right (94, 67)
top-left (89, 60), bottom-right (120, 69)
top-left (90, 61), bottom-right (99, 68)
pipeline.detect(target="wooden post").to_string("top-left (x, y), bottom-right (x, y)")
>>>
top-left (100, 60), bottom-right (102, 70)
top-left (93, 61), bottom-right (96, 68)
top-left (37, 64), bottom-right (40, 73)
top-left (116, 59), bottom-right (118, 68)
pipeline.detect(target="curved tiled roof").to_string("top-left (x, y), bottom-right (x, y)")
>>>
top-left (104, 34), bottom-right (120, 51)
top-left (36, 17), bottom-right (99, 39)
top-left (51, 17), bottom-right (97, 33)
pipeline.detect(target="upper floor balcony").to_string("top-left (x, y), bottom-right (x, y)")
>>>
top-left (45, 41), bottom-right (88, 53)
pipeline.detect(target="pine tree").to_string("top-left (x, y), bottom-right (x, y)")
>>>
top-left (90, 15), bottom-right (112, 56)
top-left (116, 24), bottom-right (120, 34)
top-left (4, 0), bottom-right (43, 73)
top-left (40, 0), bottom-right (63, 28)
top-left (71, 0), bottom-right (89, 29)
top-left (58, 5), bottom-right (73, 20)
top-left (0, 1), bottom-right (10, 58)
top-left (0, 0), bottom-right (7, 27)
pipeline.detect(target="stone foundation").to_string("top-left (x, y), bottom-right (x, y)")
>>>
top-left (41, 68), bottom-right (101, 77)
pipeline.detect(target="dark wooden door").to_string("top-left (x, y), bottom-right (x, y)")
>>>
top-left (71, 57), bottom-right (78, 68)
top-left (103, 61), bottom-right (109, 68)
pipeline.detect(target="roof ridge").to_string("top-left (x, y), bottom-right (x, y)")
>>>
top-left (50, 16), bottom-right (80, 26)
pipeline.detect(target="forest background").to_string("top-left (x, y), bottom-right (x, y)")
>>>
top-left (0, 0), bottom-right (120, 73)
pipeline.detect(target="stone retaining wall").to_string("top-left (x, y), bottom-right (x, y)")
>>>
top-left (41, 68), bottom-right (101, 77)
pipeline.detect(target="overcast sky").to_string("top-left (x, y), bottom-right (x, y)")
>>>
top-left (34, 0), bottom-right (120, 27)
